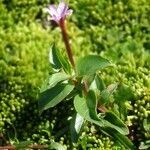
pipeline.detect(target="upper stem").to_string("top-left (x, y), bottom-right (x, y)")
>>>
top-left (59, 19), bottom-right (75, 69)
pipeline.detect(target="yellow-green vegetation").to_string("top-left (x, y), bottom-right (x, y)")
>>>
top-left (0, 0), bottom-right (149, 149)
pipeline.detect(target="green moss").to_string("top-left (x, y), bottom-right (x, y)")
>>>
top-left (127, 88), bottom-right (150, 147)
top-left (0, 21), bottom-right (52, 137)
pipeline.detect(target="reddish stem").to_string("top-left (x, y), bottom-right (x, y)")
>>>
top-left (59, 19), bottom-right (75, 69)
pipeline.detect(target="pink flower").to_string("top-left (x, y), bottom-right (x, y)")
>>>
top-left (46, 1), bottom-right (73, 24)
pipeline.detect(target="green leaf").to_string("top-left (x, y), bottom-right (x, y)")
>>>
top-left (76, 55), bottom-right (112, 76)
top-left (74, 91), bottom-right (105, 127)
top-left (83, 74), bottom-right (95, 87)
top-left (102, 128), bottom-right (135, 149)
top-left (74, 91), bottom-right (128, 135)
top-left (100, 83), bottom-right (118, 105)
top-left (49, 44), bottom-right (62, 71)
top-left (70, 113), bottom-right (84, 143)
top-left (40, 72), bottom-right (70, 93)
top-left (49, 44), bottom-right (72, 74)
top-left (95, 74), bottom-right (105, 91)
top-left (39, 83), bottom-right (74, 113)
top-left (90, 74), bottom-right (105, 91)
top-left (58, 50), bottom-right (72, 74)
top-left (104, 111), bottom-right (129, 134)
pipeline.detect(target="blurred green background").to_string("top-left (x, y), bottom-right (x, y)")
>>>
top-left (0, 0), bottom-right (150, 149)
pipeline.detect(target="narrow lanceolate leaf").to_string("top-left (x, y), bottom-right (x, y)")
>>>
top-left (48, 73), bottom-right (69, 89)
top-left (70, 113), bottom-right (84, 143)
top-left (102, 128), bottom-right (135, 149)
top-left (58, 50), bottom-right (72, 74)
top-left (49, 44), bottom-right (62, 71)
top-left (74, 91), bottom-right (105, 127)
top-left (95, 74), bottom-right (105, 91)
top-left (49, 44), bottom-right (72, 74)
top-left (76, 55), bottom-right (112, 76)
top-left (74, 91), bottom-right (129, 135)
top-left (39, 83), bottom-right (74, 113)
top-left (90, 75), bottom-right (105, 91)
top-left (104, 111), bottom-right (129, 134)
top-left (40, 72), bottom-right (70, 93)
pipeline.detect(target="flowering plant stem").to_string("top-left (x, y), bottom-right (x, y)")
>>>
top-left (39, 2), bottom-right (135, 149)
top-left (59, 19), bottom-right (75, 69)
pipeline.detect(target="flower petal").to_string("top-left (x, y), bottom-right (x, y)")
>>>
top-left (57, 2), bottom-right (68, 17)
top-left (46, 1), bottom-right (73, 23)
top-left (48, 5), bottom-right (58, 16)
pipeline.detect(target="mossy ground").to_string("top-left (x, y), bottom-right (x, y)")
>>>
top-left (0, 0), bottom-right (149, 149)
